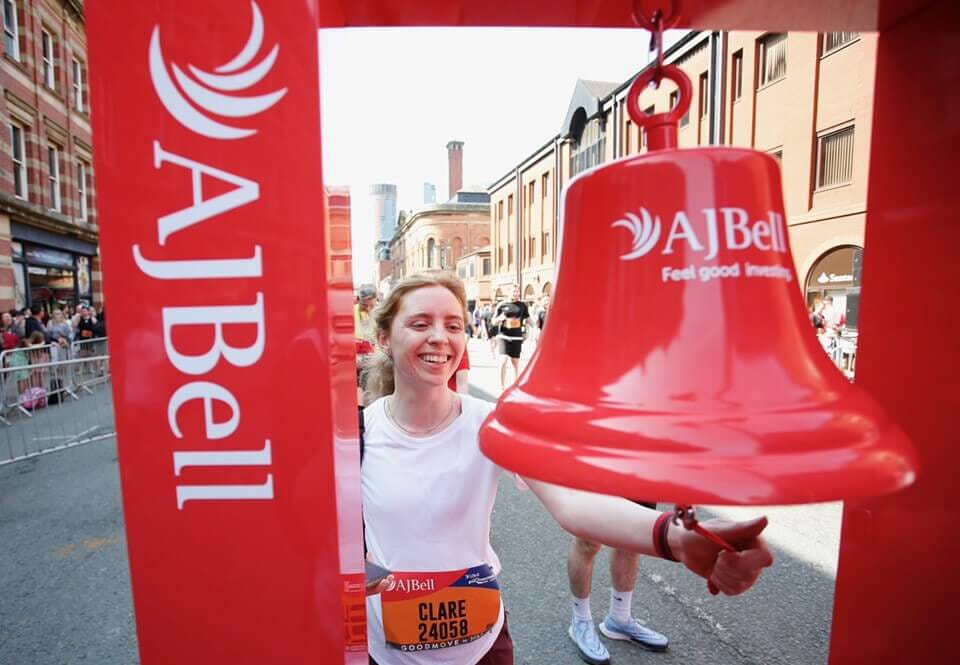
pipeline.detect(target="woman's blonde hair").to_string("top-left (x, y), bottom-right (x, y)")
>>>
top-left (361, 272), bottom-right (469, 402)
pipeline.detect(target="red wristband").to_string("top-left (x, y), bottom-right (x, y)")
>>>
top-left (652, 512), bottom-right (679, 562)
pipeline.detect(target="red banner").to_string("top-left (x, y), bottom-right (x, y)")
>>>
top-left (86, 1), bottom-right (361, 661)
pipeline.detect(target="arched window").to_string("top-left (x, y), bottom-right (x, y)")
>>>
top-left (452, 237), bottom-right (463, 262)
top-left (805, 245), bottom-right (863, 330)
top-left (427, 238), bottom-right (436, 268)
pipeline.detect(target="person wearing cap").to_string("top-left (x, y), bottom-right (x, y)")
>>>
top-left (355, 287), bottom-right (379, 354)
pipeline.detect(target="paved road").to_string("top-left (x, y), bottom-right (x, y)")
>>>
top-left (0, 338), bottom-right (840, 664)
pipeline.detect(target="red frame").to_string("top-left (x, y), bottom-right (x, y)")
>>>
top-left (85, 1), bottom-right (959, 663)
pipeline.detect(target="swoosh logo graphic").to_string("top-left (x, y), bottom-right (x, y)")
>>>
top-left (612, 208), bottom-right (662, 260)
top-left (149, 1), bottom-right (287, 140)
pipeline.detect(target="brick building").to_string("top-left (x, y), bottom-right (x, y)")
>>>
top-left (0, 0), bottom-right (99, 313)
top-left (490, 30), bottom-right (872, 329)
top-left (387, 141), bottom-right (491, 301)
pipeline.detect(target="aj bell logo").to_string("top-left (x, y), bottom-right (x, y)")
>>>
top-left (612, 207), bottom-right (787, 261)
top-left (149, 1), bottom-right (287, 140)
top-left (387, 577), bottom-right (436, 593)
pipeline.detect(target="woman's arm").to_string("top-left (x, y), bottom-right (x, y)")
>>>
top-left (523, 478), bottom-right (773, 596)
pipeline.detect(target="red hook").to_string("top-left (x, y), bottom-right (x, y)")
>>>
top-left (626, 0), bottom-right (691, 151)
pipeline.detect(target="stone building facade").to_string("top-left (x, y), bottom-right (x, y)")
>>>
top-left (389, 195), bottom-right (490, 283)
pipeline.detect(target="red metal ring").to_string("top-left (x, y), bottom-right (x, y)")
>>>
top-left (626, 64), bottom-right (692, 129)
top-left (631, 0), bottom-right (682, 30)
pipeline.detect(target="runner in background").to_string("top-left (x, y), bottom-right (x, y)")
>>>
top-left (492, 286), bottom-right (530, 391)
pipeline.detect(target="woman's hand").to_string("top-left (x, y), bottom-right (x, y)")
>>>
top-left (366, 574), bottom-right (394, 597)
top-left (672, 516), bottom-right (773, 596)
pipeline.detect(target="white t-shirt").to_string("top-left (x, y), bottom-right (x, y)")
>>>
top-left (362, 394), bottom-right (503, 665)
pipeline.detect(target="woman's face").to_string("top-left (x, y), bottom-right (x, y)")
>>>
top-left (54, 310), bottom-right (64, 323)
top-left (381, 286), bottom-right (465, 391)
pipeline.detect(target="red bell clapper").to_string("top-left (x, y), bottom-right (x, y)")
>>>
top-left (478, 5), bottom-right (918, 561)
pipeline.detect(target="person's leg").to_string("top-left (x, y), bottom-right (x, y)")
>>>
top-left (598, 548), bottom-right (669, 652)
top-left (568, 537), bottom-right (601, 600)
top-left (499, 351), bottom-right (510, 390)
top-left (509, 356), bottom-right (520, 386)
top-left (567, 538), bottom-right (610, 665)
top-left (608, 548), bottom-right (640, 622)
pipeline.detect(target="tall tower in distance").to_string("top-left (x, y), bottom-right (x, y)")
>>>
top-left (370, 183), bottom-right (398, 242)
top-left (446, 141), bottom-right (464, 201)
top-left (423, 182), bottom-right (437, 204)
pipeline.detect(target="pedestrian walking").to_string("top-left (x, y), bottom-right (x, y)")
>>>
top-left (359, 272), bottom-right (774, 665)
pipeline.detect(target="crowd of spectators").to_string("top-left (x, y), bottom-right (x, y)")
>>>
top-left (0, 302), bottom-right (106, 352)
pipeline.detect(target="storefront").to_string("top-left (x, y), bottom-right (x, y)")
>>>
top-left (10, 222), bottom-right (96, 313)
top-left (805, 245), bottom-right (863, 330)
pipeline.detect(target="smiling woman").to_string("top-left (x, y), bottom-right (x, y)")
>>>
top-left (359, 272), bottom-right (774, 665)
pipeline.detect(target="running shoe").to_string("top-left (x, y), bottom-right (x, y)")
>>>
top-left (568, 618), bottom-right (611, 665)
top-left (599, 614), bottom-right (669, 652)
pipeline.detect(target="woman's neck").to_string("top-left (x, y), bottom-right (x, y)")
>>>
top-left (388, 381), bottom-right (456, 432)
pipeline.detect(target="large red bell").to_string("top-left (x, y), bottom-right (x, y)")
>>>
top-left (479, 65), bottom-right (917, 505)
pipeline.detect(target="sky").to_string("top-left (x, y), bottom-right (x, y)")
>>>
top-left (318, 27), bottom-right (686, 284)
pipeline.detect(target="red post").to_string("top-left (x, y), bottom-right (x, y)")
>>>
top-left (85, 1), bottom-right (362, 662)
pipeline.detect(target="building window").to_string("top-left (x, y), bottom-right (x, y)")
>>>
top-left (72, 58), bottom-right (85, 112)
top-left (10, 123), bottom-right (26, 199)
top-left (698, 72), bottom-right (709, 119)
top-left (458, 264), bottom-right (467, 279)
top-left (759, 33), bottom-right (787, 86)
top-left (527, 181), bottom-right (535, 263)
top-left (426, 238), bottom-right (436, 268)
top-left (77, 160), bottom-right (89, 221)
top-left (540, 172), bottom-right (549, 258)
top-left (3, 0), bottom-right (18, 61)
top-left (42, 30), bottom-right (56, 90)
top-left (569, 118), bottom-right (606, 177)
top-left (641, 106), bottom-right (654, 147)
top-left (670, 91), bottom-right (689, 128)
top-left (469, 262), bottom-right (475, 278)
top-left (823, 32), bottom-right (859, 55)
top-left (482, 257), bottom-right (491, 275)
top-left (816, 125), bottom-right (855, 189)
top-left (732, 50), bottom-right (743, 100)
top-left (48, 145), bottom-right (61, 211)
top-left (497, 199), bottom-right (503, 221)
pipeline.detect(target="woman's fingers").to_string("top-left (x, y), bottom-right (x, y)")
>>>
top-left (709, 545), bottom-right (774, 595)
top-left (365, 574), bottom-right (394, 597)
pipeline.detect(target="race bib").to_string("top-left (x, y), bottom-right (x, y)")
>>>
top-left (504, 319), bottom-right (521, 329)
top-left (381, 565), bottom-right (500, 652)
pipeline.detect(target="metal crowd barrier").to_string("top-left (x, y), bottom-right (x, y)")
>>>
top-left (0, 339), bottom-right (114, 466)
